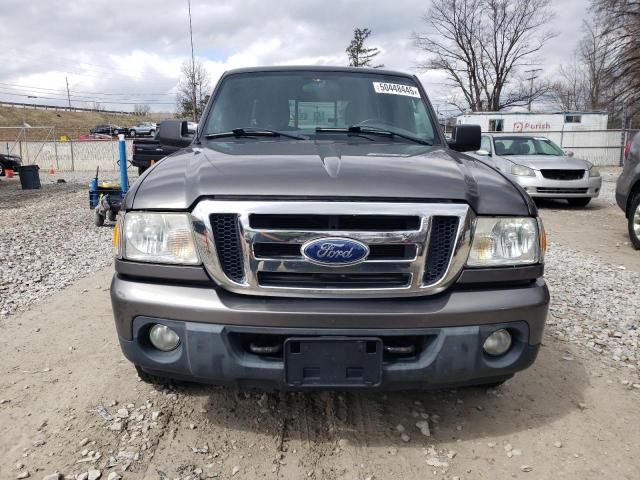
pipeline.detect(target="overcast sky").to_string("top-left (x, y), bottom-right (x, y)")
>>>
top-left (0, 0), bottom-right (590, 115)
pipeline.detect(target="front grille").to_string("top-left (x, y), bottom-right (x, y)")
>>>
top-left (253, 243), bottom-right (417, 261)
top-left (537, 187), bottom-right (588, 194)
top-left (424, 216), bottom-right (459, 284)
top-left (258, 272), bottom-right (411, 288)
top-left (193, 201), bottom-right (471, 298)
top-left (249, 214), bottom-right (420, 231)
top-left (210, 214), bottom-right (245, 282)
top-left (540, 169), bottom-right (585, 180)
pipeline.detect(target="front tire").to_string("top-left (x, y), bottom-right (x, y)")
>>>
top-left (567, 197), bottom-right (591, 207)
top-left (129, 130), bottom-right (136, 137)
top-left (149, 129), bottom-right (156, 138)
top-left (628, 193), bottom-right (640, 250)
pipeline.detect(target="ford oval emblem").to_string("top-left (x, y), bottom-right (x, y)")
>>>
top-left (301, 237), bottom-right (370, 267)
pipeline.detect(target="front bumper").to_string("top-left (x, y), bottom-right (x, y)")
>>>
top-left (111, 275), bottom-right (549, 389)
top-left (511, 172), bottom-right (602, 198)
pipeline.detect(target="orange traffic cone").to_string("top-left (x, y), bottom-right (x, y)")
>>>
top-left (49, 164), bottom-right (55, 175)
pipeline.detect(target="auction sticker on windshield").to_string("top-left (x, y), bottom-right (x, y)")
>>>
top-left (373, 82), bottom-right (421, 98)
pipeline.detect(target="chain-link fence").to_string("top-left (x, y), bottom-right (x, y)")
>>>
top-left (2, 127), bottom-right (134, 172)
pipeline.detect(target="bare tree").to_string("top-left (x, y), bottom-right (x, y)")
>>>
top-left (346, 28), bottom-right (383, 68)
top-left (133, 103), bottom-right (151, 115)
top-left (591, 0), bottom-right (640, 119)
top-left (89, 101), bottom-right (104, 111)
top-left (413, 0), bottom-right (556, 112)
top-left (176, 59), bottom-right (211, 121)
top-left (549, 59), bottom-right (588, 111)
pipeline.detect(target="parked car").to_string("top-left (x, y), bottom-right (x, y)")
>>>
top-left (0, 153), bottom-right (22, 176)
top-left (131, 121), bottom-right (195, 174)
top-left (128, 122), bottom-right (157, 138)
top-left (616, 132), bottom-right (640, 249)
top-left (474, 134), bottom-right (602, 206)
top-left (111, 66), bottom-right (549, 390)
top-left (90, 124), bottom-right (124, 136)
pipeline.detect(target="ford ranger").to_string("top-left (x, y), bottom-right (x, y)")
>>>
top-left (111, 66), bottom-right (549, 390)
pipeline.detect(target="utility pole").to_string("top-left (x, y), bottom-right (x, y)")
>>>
top-left (65, 76), bottom-right (72, 111)
top-left (524, 68), bottom-right (542, 112)
top-left (188, 0), bottom-right (197, 123)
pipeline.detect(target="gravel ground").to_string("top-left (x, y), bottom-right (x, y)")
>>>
top-left (0, 177), bottom-right (115, 317)
top-left (545, 242), bottom-right (639, 373)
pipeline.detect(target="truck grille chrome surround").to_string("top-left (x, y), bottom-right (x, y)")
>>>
top-left (191, 201), bottom-right (473, 298)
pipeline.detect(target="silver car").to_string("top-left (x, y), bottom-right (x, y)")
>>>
top-left (475, 134), bottom-right (602, 206)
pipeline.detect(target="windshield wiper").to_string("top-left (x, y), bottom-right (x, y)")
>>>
top-left (315, 126), bottom-right (432, 145)
top-left (205, 127), bottom-right (307, 140)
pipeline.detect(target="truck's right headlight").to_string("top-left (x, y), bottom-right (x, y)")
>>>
top-left (467, 217), bottom-right (541, 267)
top-left (123, 212), bottom-right (200, 265)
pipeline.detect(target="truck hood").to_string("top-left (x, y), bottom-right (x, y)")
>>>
top-left (129, 140), bottom-right (533, 215)
top-left (496, 154), bottom-right (592, 170)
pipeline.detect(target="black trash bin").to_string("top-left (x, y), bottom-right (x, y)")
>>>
top-left (19, 165), bottom-right (41, 190)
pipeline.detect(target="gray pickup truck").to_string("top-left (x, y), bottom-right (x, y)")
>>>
top-left (111, 66), bottom-right (549, 390)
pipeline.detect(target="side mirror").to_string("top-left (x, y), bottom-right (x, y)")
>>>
top-left (448, 125), bottom-right (481, 152)
top-left (476, 149), bottom-right (491, 156)
top-left (564, 150), bottom-right (574, 157)
top-left (156, 120), bottom-right (193, 147)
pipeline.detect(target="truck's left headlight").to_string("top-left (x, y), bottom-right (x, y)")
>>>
top-left (467, 217), bottom-right (541, 267)
top-left (123, 212), bottom-right (200, 264)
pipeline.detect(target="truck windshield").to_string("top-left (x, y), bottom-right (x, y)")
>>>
top-left (203, 71), bottom-right (438, 144)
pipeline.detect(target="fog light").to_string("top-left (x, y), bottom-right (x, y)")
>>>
top-left (483, 329), bottom-right (512, 356)
top-left (149, 324), bottom-right (180, 351)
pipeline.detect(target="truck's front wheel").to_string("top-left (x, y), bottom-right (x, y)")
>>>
top-left (628, 192), bottom-right (640, 250)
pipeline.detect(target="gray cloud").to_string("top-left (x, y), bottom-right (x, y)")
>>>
top-left (0, 0), bottom-right (589, 112)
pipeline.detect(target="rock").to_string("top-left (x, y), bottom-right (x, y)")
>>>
top-left (76, 474), bottom-right (89, 480)
top-left (520, 465), bottom-right (533, 472)
top-left (415, 420), bottom-right (430, 437)
top-left (1, 399), bottom-right (11, 405)
top-left (33, 439), bottom-right (46, 447)
top-left (400, 433), bottom-right (410, 443)
top-left (115, 408), bottom-right (129, 419)
top-left (425, 457), bottom-right (449, 468)
top-left (108, 421), bottom-right (123, 432)
top-left (42, 474), bottom-right (61, 480)
top-left (395, 424), bottom-right (405, 433)
top-left (231, 466), bottom-right (240, 476)
top-left (79, 438), bottom-right (89, 447)
top-left (16, 471), bottom-right (30, 479)
top-left (16, 463), bottom-right (25, 469)
top-left (338, 438), bottom-right (349, 449)
top-left (106, 473), bottom-right (121, 480)
top-left (553, 441), bottom-right (563, 448)
top-left (151, 411), bottom-right (161, 421)
top-left (87, 470), bottom-right (101, 480)
top-left (577, 402), bottom-right (588, 410)
top-left (487, 442), bottom-right (496, 448)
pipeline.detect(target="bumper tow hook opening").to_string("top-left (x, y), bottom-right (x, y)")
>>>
top-left (249, 342), bottom-right (283, 355)
top-left (384, 344), bottom-right (416, 355)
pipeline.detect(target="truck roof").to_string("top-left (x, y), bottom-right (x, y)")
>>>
top-left (222, 65), bottom-right (416, 78)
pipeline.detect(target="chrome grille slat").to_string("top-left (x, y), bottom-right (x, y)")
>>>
top-left (191, 201), bottom-right (473, 298)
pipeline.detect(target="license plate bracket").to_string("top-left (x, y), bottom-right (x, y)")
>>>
top-left (284, 337), bottom-right (383, 388)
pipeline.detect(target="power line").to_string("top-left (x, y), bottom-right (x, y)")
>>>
top-left (0, 90), bottom-right (175, 105)
top-left (0, 81), bottom-right (176, 97)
